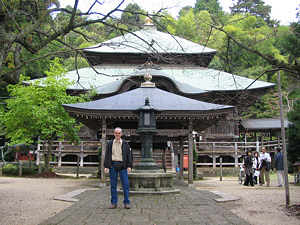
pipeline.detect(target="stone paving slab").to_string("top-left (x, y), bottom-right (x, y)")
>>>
top-left (40, 179), bottom-right (249, 225)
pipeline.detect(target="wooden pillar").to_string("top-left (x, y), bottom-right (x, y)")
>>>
top-left (188, 119), bottom-right (194, 187)
top-left (179, 138), bottom-right (184, 180)
top-left (100, 118), bottom-right (107, 186)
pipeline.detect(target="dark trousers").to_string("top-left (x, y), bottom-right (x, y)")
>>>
top-left (109, 162), bottom-right (130, 205)
top-left (244, 174), bottom-right (254, 186)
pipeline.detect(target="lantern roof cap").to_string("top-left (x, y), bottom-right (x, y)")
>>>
top-left (133, 97), bottom-right (162, 114)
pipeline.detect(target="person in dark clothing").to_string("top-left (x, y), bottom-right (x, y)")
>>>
top-left (244, 151), bottom-right (254, 186)
top-left (104, 127), bottom-right (133, 209)
top-left (274, 147), bottom-right (284, 187)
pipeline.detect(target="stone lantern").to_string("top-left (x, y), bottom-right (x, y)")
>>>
top-left (133, 97), bottom-right (161, 170)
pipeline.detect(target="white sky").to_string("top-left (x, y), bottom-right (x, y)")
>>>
top-left (59, 0), bottom-right (299, 25)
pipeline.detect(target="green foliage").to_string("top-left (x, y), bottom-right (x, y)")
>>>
top-left (230, 0), bottom-right (275, 26)
top-left (287, 101), bottom-right (300, 168)
top-left (63, 56), bottom-right (89, 71)
top-left (2, 164), bottom-right (18, 175)
top-left (194, 0), bottom-right (222, 13)
top-left (241, 90), bottom-right (280, 119)
top-left (194, 0), bottom-right (224, 22)
top-left (120, 3), bottom-right (147, 32)
top-left (1, 58), bottom-right (88, 171)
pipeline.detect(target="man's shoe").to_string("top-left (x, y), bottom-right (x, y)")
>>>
top-left (277, 184), bottom-right (283, 187)
top-left (267, 184), bottom-right (270, 187)
top-left (259, 183), bottom-right (264, 186)
top-left (109, 204), bottom-right (117, 209)
top-left (124, 204), bottom-right (131, 209)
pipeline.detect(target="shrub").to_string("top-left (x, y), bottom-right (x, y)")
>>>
top-left (22, 166), bottom-right (38, 175)
top-left (2, 164), bottom-right (18, 175)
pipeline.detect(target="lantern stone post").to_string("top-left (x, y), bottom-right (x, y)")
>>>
top-left (133, 97), bottom-right (161, 170)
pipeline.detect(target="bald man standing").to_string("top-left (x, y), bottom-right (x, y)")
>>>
top-left (104, 127), bottom-right (133, 209)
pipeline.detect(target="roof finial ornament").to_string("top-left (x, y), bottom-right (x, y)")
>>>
top-left (142, 16), bottom-right (157, 31)
top-left (145, 17), bottom-right (153, 25)
top-left (141, 73), bottom-right (155, 88)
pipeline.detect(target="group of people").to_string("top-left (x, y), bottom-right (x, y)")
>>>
top-left (243, 147), bottom-right (285, 187)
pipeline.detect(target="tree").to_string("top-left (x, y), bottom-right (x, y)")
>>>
top-left (194, 0), bottom-right (222, 13)
top-left (120, 3), bottom-right (146, 32)
top-left (230, 0), bottom-right (275, 26)
top-left (287, 101), bottom-right (300, 171)
top-left (0, 0), bottom-right (143, 85)
top-left (194, 0), bottom-right (225, 24)
top-left (0, 58), bottom-right (88, 171)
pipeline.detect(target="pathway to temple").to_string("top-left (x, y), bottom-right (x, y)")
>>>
top-left (41, 179), bottom-right (249, 225)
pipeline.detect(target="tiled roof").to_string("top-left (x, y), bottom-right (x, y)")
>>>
top-left (56, 65), bottom-right (274, 93)
top-left (63, 86), bottom-right (233, 113)
top-left (84, 29), bottom-right (217, 54)
top-left (240, 118), bottom-right (290, 130)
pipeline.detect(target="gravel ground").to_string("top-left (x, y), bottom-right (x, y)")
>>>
top-left (0, 177), bottom-right (99, 225)
top-left (194, 176), bottom-right (300, 225)
top-left (0, 175), bottom-right (299, 225)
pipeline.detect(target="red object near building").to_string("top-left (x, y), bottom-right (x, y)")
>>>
top-left (15, 152), bottom-right (34, 161)
top-left (183, 155), bottom-right (189, 169)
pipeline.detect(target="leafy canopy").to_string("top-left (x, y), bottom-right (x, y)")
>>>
top-left (1, 58), bottom-right (87, 146)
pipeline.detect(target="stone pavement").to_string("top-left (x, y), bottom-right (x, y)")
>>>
top-left (40, 179), bottom-right (249, 225)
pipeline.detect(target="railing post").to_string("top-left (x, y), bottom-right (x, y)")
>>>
top-left (212, 154), bottom-right (217, 168)
top-left (36, 143), bottom-right (40, 165)
top-left (80, 142), bottom-right (84, 167)
top-left (58, 141), bottom-right (62, 167)
top-left (220, 157), bottom-right (223, 181)
top-left (212, 142), bottom-right (216, 168)
top-left (19, 162), bottom-right (23, 177)
top-left (234, 142), bottom-right (238, 167)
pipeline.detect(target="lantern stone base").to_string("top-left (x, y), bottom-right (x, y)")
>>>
top-left (126, 171), bottom-right (180, 194)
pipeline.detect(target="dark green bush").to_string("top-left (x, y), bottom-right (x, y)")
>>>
top-left (22, 166), bottom-right (38, 175)
top-left (2, 164), bottom-right (18, 175)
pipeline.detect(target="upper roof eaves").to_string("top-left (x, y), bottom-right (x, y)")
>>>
top-left (83, 29), bottom-right (217, 54)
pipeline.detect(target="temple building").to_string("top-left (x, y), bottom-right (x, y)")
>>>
top-left (36, 19), bottom-right (275, 181)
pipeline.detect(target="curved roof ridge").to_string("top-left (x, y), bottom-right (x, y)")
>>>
top-left (84, 29), bottom-right (217, 54)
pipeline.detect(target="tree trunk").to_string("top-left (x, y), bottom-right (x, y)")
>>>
top-left (45, 139), bottom-right (54, 172)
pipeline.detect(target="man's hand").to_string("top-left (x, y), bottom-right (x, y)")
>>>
top-left (104, 168), bottom-right (109, 173)
top-left (127, 167), bottom-right (132, 173)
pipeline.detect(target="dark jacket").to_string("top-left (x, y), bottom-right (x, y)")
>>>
top-left (274, 152), bottom-right (284, 170)
top-left (244, 156), bottom-right (254, 176)
top-left (104, 139), bottom-right (133, 169)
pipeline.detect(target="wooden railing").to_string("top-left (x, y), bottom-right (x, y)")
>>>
top-left (194, 140), bottom-right (282, 153)
top-left (185, 140), bottom-right (283, 167)
top-left (36, 141), bottom-right (101, 166)
top-left (35, 140), bottom-right (283, 168)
